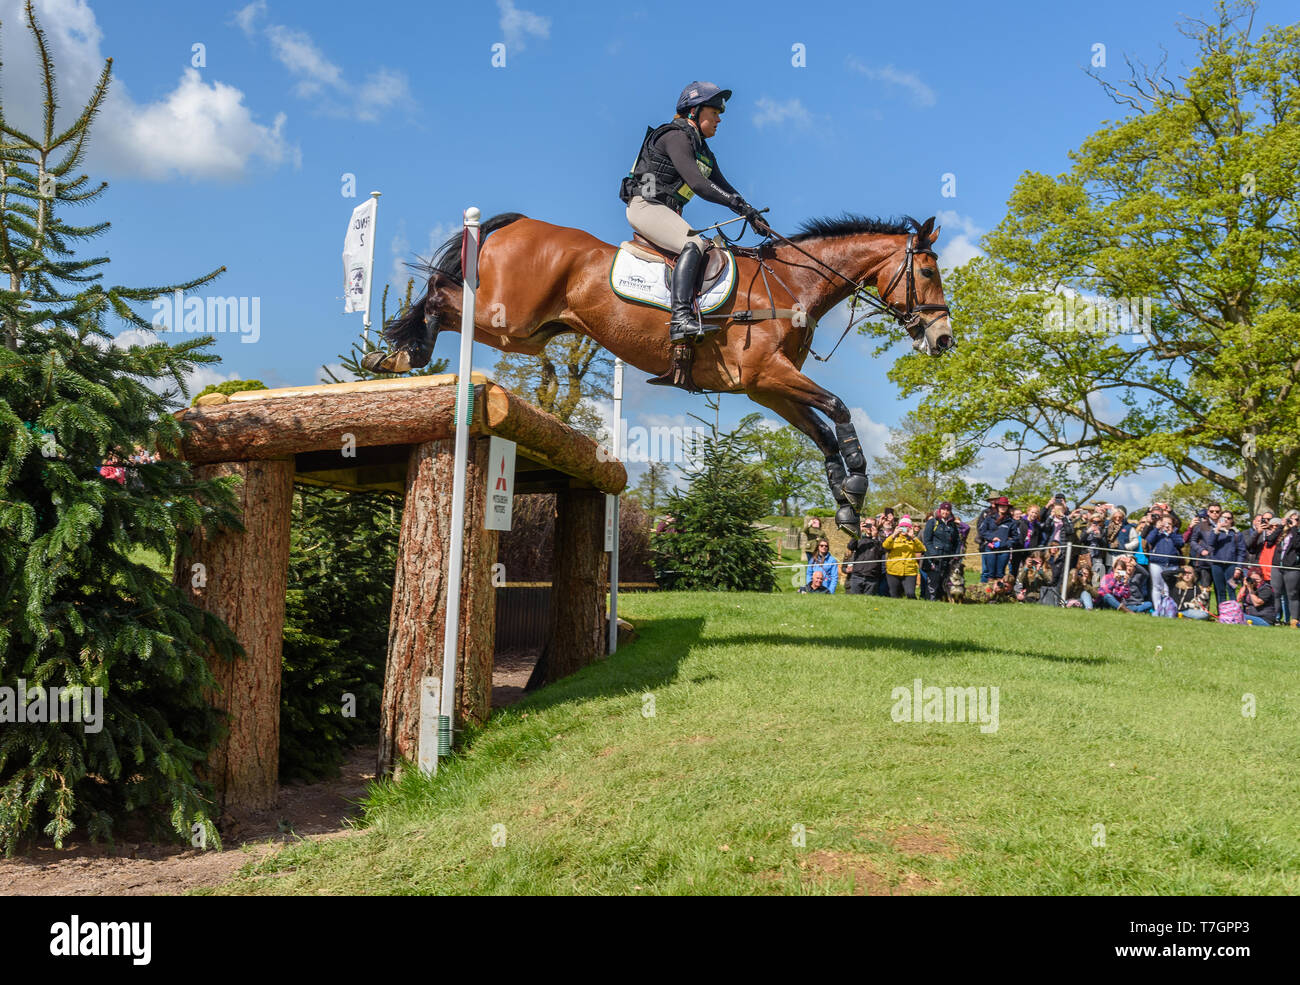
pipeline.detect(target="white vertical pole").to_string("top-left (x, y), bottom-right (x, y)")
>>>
top-left (437, 206), bottom-right (479, 769)
top-left (1060, 542), bottom-right (1073, 605)
top-left (608, 358), bottom-right (624, 655)
top-left (362, 190), bottom-right (381, 344)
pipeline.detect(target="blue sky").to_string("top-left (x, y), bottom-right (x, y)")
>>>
top-left (6, 0), bottom-right (1269, 506)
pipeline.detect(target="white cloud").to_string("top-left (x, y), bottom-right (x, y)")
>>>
top-left (752, 97), bottom-right (814, 129)
top-left (237, 2), bottom-right (412, 121)
top-left (933, 209), bottom-right (984, 272)
top-left (847, 58), bottom-right (936, 107)
top-left (498, 0), bottom-right (550, 52)
top-left (265, 24), bottom-right (342, 97)
top-left (2, 0), bottom-right (295, 181)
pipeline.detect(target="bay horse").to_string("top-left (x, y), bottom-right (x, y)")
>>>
top-left (371, 212), bottom-right (954, 534)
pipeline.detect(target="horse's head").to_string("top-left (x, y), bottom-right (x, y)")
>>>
top-left (879, 216), bottom-right (954, 356)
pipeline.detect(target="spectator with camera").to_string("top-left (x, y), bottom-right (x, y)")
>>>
top-left (1238, 568), bottom-right (1276, 626)
top-left (882, 516), bottom-right (925, 599)
top-left (1104, 505), bottom-right (1133, 571)
top-left (1099, 556), bottom-right (1154, 613)
top-left (1143, 511), bottom-right (1186, 612)
top-left (1014, 552), bottom-right (1056, 604)
top-left (1206, 508), bottom-right (1247, 613)
top-left (1265, 510), bottom-right (1300, 626)
top-left (977, 496), bottom-right (1014, 583)
top-left (922, 501), bottom-right (962, 601)
top-left (801, 516), bottom-right (825, 565)
top-left (1188, 506), bottom-right (1219, 590)
top-left (845, 518), bottom-right (886, 596)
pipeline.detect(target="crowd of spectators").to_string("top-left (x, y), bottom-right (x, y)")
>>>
top-left (798, 495), bottom-right (1300, 627)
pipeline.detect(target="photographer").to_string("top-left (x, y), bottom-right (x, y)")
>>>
top-left (1104, 505), bottom-right (1133, 572)
top-left (921, 501), bottom-right (962, 601)
top-left (1238, 568), bottom-right (1276, 626)
top-left (1265, 510), bottom-right (1300, 626)
top-left (845, 518), bottom-right (886, 596)
top-left (801, 516), bottom-right (824, 565)
top-left (1188, 506), bottom-right (1219, 589)
top-left (1014, 552), bottom-right (1055, 604)
top-left (977, 496), bottom-right (1014, 583)
top-left (882, 516), bottom-right (925, 599)
top-left (1143, 512), bottom-right (1185, 612)
top-left (1208, 509), bottom-right (1247, 613)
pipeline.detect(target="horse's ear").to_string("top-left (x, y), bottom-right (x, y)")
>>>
top-left (919, 215), bottom-right (936, 239)
top-left (928, 225), bottom-right (941, 245)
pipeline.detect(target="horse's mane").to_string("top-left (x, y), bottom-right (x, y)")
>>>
top-left (786, 213), bottom-right (918, 243)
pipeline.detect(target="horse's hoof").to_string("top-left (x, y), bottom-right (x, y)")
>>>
top-left (362, 350), bottom-right (410, 374)
top-left (835, 504), bottom-right (860, 536)
top-left (842, 473), bottom-right (868, 510)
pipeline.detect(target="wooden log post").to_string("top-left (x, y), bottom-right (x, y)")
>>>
top-left (175, 458), bottom-right (294, 812)
top-left (379, 436), bottom-right (499, 775)
top-left (537, 486), bottom-right (607, 685)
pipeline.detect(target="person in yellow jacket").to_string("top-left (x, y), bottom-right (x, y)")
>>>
top-left (882, 516), bottom-right (925, 598)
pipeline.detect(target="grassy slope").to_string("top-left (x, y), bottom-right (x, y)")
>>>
top-left (215, 592), bottom-right (1300, 895)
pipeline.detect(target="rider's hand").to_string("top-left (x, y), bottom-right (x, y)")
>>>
top-left (748, 211), bottom-right (773, 237)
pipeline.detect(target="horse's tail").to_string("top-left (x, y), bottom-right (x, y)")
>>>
top-left (382, 211), bottom-right (527, 351)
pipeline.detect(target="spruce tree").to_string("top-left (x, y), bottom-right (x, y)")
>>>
top-left (0, 2), bottom-right (242, 851)
top-left (651, 408), bottom-right (777, 592)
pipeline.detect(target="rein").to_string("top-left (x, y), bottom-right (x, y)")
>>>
top-left (715, 219), bottom-right (952, 361)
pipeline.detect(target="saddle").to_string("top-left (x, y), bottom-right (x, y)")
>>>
top-left (623, 233), bottom-right (730, 284)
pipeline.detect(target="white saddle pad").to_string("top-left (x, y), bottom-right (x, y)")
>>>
top-left (609, 247), bottom-right (736, 314)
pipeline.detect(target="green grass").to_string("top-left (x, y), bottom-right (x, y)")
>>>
top-left (213, 593), bottom-right (1300, 895)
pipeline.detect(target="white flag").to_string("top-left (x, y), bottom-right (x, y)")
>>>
top-left (342, 198), bottom-right (376, 313)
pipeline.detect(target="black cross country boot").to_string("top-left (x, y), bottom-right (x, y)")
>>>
top-left (647, 242), bottom-right (706, 390)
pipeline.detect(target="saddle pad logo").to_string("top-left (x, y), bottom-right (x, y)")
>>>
top-left (609, 248), bottom-right (736, 314)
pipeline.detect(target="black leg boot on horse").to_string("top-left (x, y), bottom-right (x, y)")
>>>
top-left (647, 242), bottom-right (709, 392)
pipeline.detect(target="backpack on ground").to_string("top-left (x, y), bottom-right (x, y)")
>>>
top-left (1038, 586), bottom-right (1062, 607)
top-left (1156, 596), bottom-right (1178, 618)
top-left (1217, 600), bottom-right (1244, 625)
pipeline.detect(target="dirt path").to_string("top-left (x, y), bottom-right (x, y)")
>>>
top-left (1, 650), bottom-right (541, 896)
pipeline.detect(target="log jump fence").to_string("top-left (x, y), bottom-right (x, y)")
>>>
top-left (170, 372), bottom-right (626, 811)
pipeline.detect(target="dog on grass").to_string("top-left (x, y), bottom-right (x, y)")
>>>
top-left (946, 561), bottom-right (968, 603)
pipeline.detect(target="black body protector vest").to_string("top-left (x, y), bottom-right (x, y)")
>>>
top-left (619, 119), bottom-right (717, 214)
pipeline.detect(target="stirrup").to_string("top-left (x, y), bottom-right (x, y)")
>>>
top-left (646, 342), bottom-right (699, 392)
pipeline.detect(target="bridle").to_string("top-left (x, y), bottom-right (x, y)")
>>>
top-left (872, 232), bottom-right (952, 341)
top-left (726, 219), bottom-right (954, 360)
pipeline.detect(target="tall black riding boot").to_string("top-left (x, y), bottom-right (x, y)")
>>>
top-left (647, 243), bottom-right (706, 389)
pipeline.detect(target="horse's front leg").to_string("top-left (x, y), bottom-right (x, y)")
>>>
top-left (749, 390), bottom-right (861, 536)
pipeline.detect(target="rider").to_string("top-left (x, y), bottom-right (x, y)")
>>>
top-left (620, 81), bottom-right (772, 388)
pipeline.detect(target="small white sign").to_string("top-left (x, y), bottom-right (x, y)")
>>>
top-left (484, 436), bottom-right (516, 531)
top-left (418, 676), bottom-right (440, 776)
top-left (605, 494), bottom-right (616, 552)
